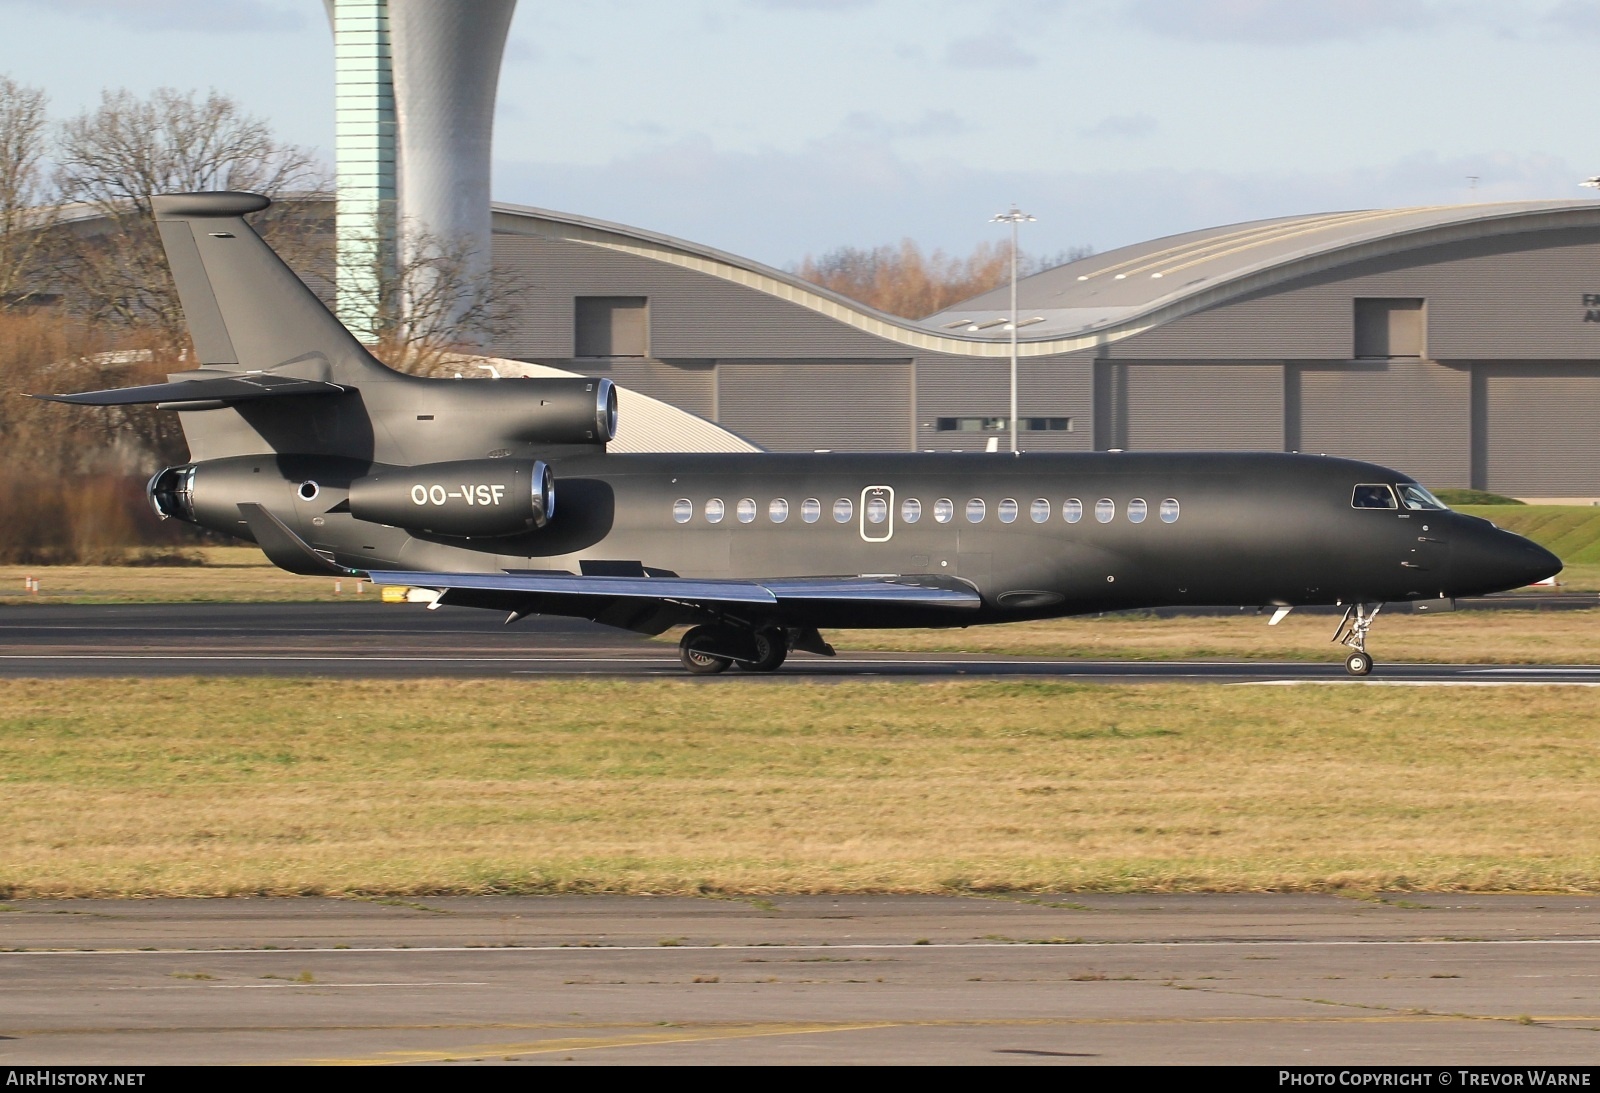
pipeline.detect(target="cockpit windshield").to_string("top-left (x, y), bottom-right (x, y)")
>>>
top-left (1397, 483), bottom-right (1449, 511)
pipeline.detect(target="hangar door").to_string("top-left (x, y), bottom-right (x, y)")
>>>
top-left (1098, 363), bottom-right (1282, 451)
top-left (1294, 359), bottom-right (1469, 488)
top-left (1478, 364), bottom-right (1600, 496)
top-left (717, 361), bottom-right (912, 451)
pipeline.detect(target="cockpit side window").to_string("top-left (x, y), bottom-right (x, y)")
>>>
top-left (1397, 483), bottom-right (1449, 511)
top-left (1351, 483), bottom-right (1398, 510)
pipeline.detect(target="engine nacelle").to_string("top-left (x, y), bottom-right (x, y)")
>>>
top-left (510, 377), bottom-right (617, 444)
top-left (350, 459), bottom-right (554, 538)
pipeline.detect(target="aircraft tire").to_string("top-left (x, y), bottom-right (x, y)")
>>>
top-left (735, 628), bottom-right (788, 673)
top-left (680, 627), bottom-right (732, 675)
top-left (1344, 651), bottom-right (1374, 676)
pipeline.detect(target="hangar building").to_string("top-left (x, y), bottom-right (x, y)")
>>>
top-left (485, 199), bottom-right (1600, 501)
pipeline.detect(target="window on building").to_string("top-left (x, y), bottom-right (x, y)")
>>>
top-left (935, 416), bottom-right (1072, 432)
top-left (1353, 298), bottom-right (1425, 359)
top-left (575, 296), bottom-right (649, 357)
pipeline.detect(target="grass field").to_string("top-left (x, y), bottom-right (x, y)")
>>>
top-left (838, 609), bottom-right (1600, 664)
top-left (4, 678), bottom-right (1599, 898)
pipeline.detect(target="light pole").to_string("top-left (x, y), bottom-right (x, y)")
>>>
top-left (991, 205), bottom-right (1035, 454)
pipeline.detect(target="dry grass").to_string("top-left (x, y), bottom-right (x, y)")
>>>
top-left (0, 547), bottom-right (368, 604)
top-left (3, 678), bottom-right (1600, 898)
top-left (834, 607), bottom-right (1600, 664)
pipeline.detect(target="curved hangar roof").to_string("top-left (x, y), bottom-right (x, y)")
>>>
top-left (493, 199), bottom-right (1600, 358)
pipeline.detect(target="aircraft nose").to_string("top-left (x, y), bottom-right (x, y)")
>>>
top-left (1453, 527), bottom-right (1562, 595)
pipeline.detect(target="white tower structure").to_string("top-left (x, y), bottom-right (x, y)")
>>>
top-left (328, 0), bottom-right (517, 343)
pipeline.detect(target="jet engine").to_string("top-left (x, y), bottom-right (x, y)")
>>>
top-left (350, 459), bottom-right (555, 538)
top-left (509, 377), bottom-right (617, 444)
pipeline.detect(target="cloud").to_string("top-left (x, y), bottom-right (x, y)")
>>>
top-left (1078, 113), bottom-right (1159, 139)
top-left (493, 133), bottom-right (1585, 268)
top-left (944, 32), bottom-right (1040, 69)
top-left (841, 110), bottom-right (972, 141)
top-left (1542, 0), bottom-right (1600, 36)
top-left (748, 0), bottom-right (878, 10)
top-left (0, 0), bottom-right (304, 33)
top-left (1120, 0), bottom-right (1444, 44)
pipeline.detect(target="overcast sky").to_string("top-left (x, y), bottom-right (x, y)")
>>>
top-left (2, 0), bottom-right (1596, 265)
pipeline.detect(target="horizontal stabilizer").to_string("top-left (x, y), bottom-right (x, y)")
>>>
top-left (366, 569), bottom-right (982, 610)
top-left (37, 372), bottom-right (348, 407)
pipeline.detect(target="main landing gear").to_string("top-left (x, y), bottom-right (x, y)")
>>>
top-left (1333, 603), bottom-right (1382, 676)
top-left (678, 624), bottom-right (791, 675)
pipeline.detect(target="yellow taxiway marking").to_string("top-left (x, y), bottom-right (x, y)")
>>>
top-left (296, 1012), bottom-right (1586, 1065)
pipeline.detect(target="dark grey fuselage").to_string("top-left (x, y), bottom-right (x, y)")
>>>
top-left (181, 446), bottom-right (1557, 632)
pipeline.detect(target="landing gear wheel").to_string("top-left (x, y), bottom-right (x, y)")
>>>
top-left (1345, 651), bottom-right (1374, 677)
top-left (679, 627), bottom-right (732, 675)
top-left (735, 628), bottom-right (789, 673)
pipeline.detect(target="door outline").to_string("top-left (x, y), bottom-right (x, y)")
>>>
top-left (860, 485), bottom-right (893, 543)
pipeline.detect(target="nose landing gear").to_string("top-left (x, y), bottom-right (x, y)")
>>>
top-left (1333, 603), bottom-right (1382, 676)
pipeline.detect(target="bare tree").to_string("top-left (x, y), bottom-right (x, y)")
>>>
top-left (52, 87), bottom-right (328, 346)
top-left (0, 74), bottom-right (54, 306)
top-left (795, 238), bottom-right (1095, 319)
top-left (338, 216), bottom-right (523, 375)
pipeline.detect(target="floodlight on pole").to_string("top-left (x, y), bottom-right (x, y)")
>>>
top-left (990, 205), bottom-right (1036, 454)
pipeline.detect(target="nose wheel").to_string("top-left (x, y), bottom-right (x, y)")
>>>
top-left (1333, 603), bottom-right (1382, 676)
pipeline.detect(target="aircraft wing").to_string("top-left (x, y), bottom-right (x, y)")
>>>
top-left (36, 372), bottom-right (348, 407)
top-left (364, 569), bottom-right (982, 610)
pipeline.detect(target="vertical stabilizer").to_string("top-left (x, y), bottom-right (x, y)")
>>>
top-left (152, 192), bottom-right (398, 386)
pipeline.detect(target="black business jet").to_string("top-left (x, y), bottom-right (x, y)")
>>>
top-left (42, 193), bottom-right (1561, 676)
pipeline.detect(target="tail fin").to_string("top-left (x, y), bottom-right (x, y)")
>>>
top-left (152, 191), bottom-right (396, 387)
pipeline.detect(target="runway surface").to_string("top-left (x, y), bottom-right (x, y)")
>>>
top-left (0, 602), bottom-right (1595, 683)
top-left (3, 894), bottom-right (1600, 1065)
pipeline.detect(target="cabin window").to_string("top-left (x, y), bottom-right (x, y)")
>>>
top-left (801, 497), bottom-right (822, 523)
top-left (902, 498), bottom-right (922, 523)
top-left (769, 498), bottom-right (789, 523)
top-left (1160, 498), bottom-right (1180, 523)
top-left (998, 498), bottom-right (1018, 524)
top-left (966, 498), bottom-right (986, 523)
top-left (736, 497), bottom-right (756, 523)
top-left (1030, 498), bottom-right (1050, 524)
top-left (1063, 498), bottom-right (1083, 524)
top-left (1398, 483), bottom-right (1449, 511)
top-left (705, 498), bottom-right (725, 523)
top-left (1351, 484), bottom-right (1398, 510)
top-left (934, 498), bottom-right (954, 523)
top-left (865, 496), bottom-right (888, 524)
top-left (1128, 498), bottom-right (1148, 524)
top-left (1095, 498), bottom-right (1115, 523)
top-left (833, 498), bottom-right (853, 523)
top-left (673, 498), bottom-right (692, 524)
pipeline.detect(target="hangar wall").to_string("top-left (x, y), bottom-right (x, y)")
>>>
top-left (485, 206), bottom-right (1600, 498)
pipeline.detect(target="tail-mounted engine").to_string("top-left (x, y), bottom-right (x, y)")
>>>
top-left (350, 459), bottom-right (554, 538)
